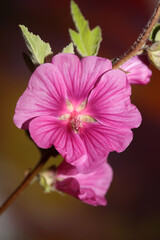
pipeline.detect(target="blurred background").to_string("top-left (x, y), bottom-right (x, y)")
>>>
top-left (0, 0), bottom-right (160, 239)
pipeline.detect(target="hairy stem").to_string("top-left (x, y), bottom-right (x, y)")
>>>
top-left (113, 0), bottom-right (160, 69)
top-left (0, 150), bottom-right (52, 215)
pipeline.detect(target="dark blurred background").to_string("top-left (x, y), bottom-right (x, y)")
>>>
top-left (0, 0), bottom-right (160, 239)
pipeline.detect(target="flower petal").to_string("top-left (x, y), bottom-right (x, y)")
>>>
top-left (87, 69), bottom-right (142, 129)
top-left (29, 116), bottom-right (87, 166)
top-left (13, 63), bottom-right (67, 129)
top-left (78, 123), bottom-right (110, 174)
top-left (78, 163), bottom-right (113, 206)
top-left (77, 162), bottom-right (112, 196)
top-left (120, 55), bottom-right (152, 85)
top-left (79, 122), bottom-right (132, 173)
top-left (57, 161), bottom-right (113, 206)
top-left (56, 178), bottom-right (80, 198)
top-left (57, 160), bottom-right (79, 176)
top-left (52, 53), bottom-right (112, 103)
top-left (79, 56), bottom-right (112, 99)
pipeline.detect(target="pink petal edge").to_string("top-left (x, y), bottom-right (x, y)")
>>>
top-left (13, 63), bottom-right (67, 129)
top-left (120, 55), bottom-right (152, 85)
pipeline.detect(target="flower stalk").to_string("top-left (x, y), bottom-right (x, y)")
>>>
top-left (0, 150), bottom-right (52, 215)
top-left (113, 0), bottom-right (160, 69)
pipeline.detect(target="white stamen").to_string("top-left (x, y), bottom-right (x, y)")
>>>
top-left (81, 115), bottom-right (96, 123)
top-left (77, 100), bottom-right (87, 111)
top-left (66, 99), bottom-right (74, 112)
top-left (59, 114), bottom-right (70, 120)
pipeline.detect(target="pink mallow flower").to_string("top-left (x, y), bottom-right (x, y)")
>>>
top-left (14, 53), bottom-right (141, 173)
top-left (39, 161), bottom-right (113, 206)
top-left (120, 55), bottom-right (152, 85)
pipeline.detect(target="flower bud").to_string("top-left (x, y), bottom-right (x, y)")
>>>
top-left (37, 160), bottom-right (113, 206)
top-left (38, 167), bottom-right (56, 193)
top-left (149, 23), bottom-right (160, 42)
top-left (147, 42), bottom-right (160, 70)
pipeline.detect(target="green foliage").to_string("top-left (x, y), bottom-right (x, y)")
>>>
top-left (19, 25), bottom-right (53, 65)
top-left (62, 42), bottom-right (75, 53)
top-left (69, 1), bottom-right (102, 57)
top-left (149, 23), bottom-right (160, 42)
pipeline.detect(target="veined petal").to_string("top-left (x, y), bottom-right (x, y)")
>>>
top-left (52, 53), bottom-right (81, 103)
top-left (13, 63), bottom-right (67, 129)
top-left (57, 161), bottom-right (113, 206)
top-left (52, 53), bottom-right (112, 103)
top-left (87, 69), bottom-right (142, 129)
top-left (120, 55), bottom-right (152, 85)
top-left (78, 162), bottom-right (113, 206)
top-left (89, 122), bottom-right (133, 153)
top-left (79, 56), bottom-right (112, 99)
top-left (79, 122), bottom-right (133, 171)
top-left (29, 116), bottom-right (87, 166)
top-left (76, 162), bottom-right (112, 196)
top-left (78, 123), bottom-right (110, 173)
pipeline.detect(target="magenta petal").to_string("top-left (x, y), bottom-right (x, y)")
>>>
top-left (79, 56), bottom-right (112, 99)
top-left (57, 161), bottom-right (113, 206)
top-left (77, 162), bottom-right (113, 198)
top-left (79, 188), bottom-right (100, 206)
top-left (52, 53), bottom-right (81, 103)
top-left (29, 116), bottom-right (87, 166)
top-left (120, 55), bottom-right (152, 85)
top-left (87, 69), bottom-right (142, 129)
top-left (78, 124), bottom-right (110, 174)
top-left (52, 53), bottom-right (112, 103)
top-left (13, 63), bottom-right (67, 129)
top-left (80, 122), bottom-right (132, 167)
top-left (57, 160), bottom-right (79, 176)
top-left (56, 178), bottom-right (80, 198)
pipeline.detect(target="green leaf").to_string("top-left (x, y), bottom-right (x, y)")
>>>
top-left (19, 25), bottom-right (53, 65)
top-left (149, 23), bottom-right (160, 42)
top-left (69, 1), bottom-right (102, 57)
top-left (62, 42), bottom-right (75, 53)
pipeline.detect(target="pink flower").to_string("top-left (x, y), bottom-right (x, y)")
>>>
top-left (57, 161), bottom-right (113, 206)
top-left (120, 55), bottom-right (152, 85)
top-left (40, 161), bottom-right (113, 206)
top-left (14, 53), bottom-right (141, 173)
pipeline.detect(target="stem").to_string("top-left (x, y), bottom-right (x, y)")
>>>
top-left (113, 0), bottom-right (160, 69)
top-left (0, 150), bottom-right (52, 216)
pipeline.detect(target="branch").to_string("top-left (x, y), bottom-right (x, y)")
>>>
top-left (0, 149), bottom-right (52, 215)
top-left (113, 0), bottom-right (160, 69)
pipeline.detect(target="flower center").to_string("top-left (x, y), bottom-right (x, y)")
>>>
top-left (70, 111), bottom-right (81, 133)
top-left (59, 100), bottom-right (96, 134)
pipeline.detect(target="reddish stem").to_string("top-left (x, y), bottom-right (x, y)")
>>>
top-left (0, 150), bottom-right (52, 215)
top-left (113, 1), bottom-right (160, 69)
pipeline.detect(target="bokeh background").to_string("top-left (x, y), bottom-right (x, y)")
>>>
top-left (0, 0), bottom-right (160, 239)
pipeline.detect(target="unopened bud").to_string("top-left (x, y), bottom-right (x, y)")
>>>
top-left (147, 42), bottom-right (160, 70)
top-left (38, 166), bottom-right (56, 193)
top-left (149, 23), bottom-right (160, 42)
